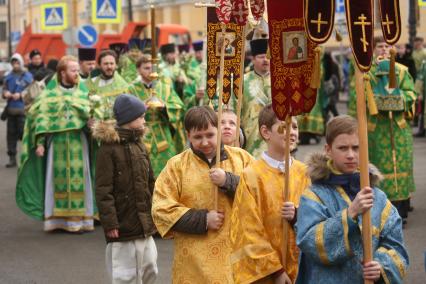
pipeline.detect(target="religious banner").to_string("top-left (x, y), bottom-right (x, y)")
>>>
top-left (249, 0), bottom-right (265, 21)
top-left (378, 0), bottom-right (401, 45)
top-left (215, 0), bottom-right (232, 24)
top-left (266, 0), bottom-right (318, 120)
top-left (207, 7), bottom-right (244, 104)
top-left (345, 0), bottom-right (374, 72)
top-left (232, 0), bottom-right (249, 26)
top-left (303, 0), bottom-right (335, 44)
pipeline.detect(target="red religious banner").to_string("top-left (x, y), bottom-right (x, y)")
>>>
top-left (207, 7), bottom-right (244, 104)
top-left (266, 0), bottom-right (318, 120)
top-left (249, 0), bottom-right (265, 21)
top-left (378, 0), bottom-right (401, 45)
top-left (232, 0), bottom-right (249, 26)
top-left (215, 0), bottom-right (232, 24)
top-left (303, 0), bottom-right (335, 44)
top-left (345, 0), bottom-right (374, 72)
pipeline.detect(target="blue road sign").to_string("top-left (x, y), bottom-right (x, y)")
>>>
top-left (336, 0), bottom-right (345, 13)
top-left (41, 3), bottom-right (67, 30)
top-left (92, 0), bottom-right (121, 23)
top-left (78, 25), bottom-right (98, 47)
top-left (11, 32), bottom-right (21, 45)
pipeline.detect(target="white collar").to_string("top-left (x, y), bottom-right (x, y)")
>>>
top-left (261, 151), bottom-right (292, 173)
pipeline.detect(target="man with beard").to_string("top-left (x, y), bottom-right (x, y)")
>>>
top-left (87, 49), bottom-right (129, 121)
top-left (16, 55), bottom-right (95, 233)
top-left (159, 43), bottom-right (188, 98)
top-left (78, 48), bottom-right (97, 82)
top-left (241, 38), bottom-right (271, 158)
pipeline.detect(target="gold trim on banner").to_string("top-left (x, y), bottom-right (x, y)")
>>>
top-left (207, 22), bottom-right (244, 104)
top-left (270, 18), bottom-right (316, 117)
top-left (303, 0), bottom-right (335, 43)
top-left (345, 0), bottom-right (374, 72)
top-left (378, 0), bottom-right (401, 45)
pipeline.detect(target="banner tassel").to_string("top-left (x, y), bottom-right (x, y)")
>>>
top-left (310, 47), bottom-right (322, 89)
top-left (389, 47), bottom-right (397, 89)
top-left (335, 29), bottom-right (342, 42)
top-left (364, 74), bottom-right (378, 116)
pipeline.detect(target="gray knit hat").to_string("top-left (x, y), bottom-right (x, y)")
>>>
top-left (113, 94), bottom-right (146, 126)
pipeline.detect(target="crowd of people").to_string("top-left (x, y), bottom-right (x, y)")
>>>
top-left (2, 31), bottom-right (425, 283)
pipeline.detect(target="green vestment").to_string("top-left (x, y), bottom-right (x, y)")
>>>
top-left (86, 72), bottom-right (130, 120)
top-left (241, 71), bottom-right (271, 158)
top-left (119, 54), bottom-right (138, 83)
top-left (16, 82), bottom-right (93, 225)
top-left (129, 77), bottom-right (186, 176)
top-left (366, 60), bottom-right (417, 201)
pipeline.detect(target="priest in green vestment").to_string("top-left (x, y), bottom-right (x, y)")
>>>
top-left (85, 49), bottom-right (131, 189)
top-left (241, 38), bottom-right (271, 158)
top-left (158, 43), bottom-right (188, 99)
top-left (16, 56), bottom-right (95, 232)
top-left (129, 55), bottom-right (186, 176)
top-left (119, 38), bottom-right (150, 84)
top-left (86, 50), bottom-right (130, 121)
top-left (366, 37), bottom-right (417, 220)
top-left (182, 41), bottom-right (208, 109)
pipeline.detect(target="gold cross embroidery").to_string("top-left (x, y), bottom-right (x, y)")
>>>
top-left (382, 14), bottom-right (394, 35)
top-left (354, 14), bottom-right (372, 53)
top-left (310, 13), bottom-right (328, 34)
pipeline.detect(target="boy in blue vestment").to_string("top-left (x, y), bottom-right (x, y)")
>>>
top-left (296, 115), bottom-right (409, 283)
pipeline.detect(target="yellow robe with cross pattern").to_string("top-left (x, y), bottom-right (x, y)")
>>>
top-left (230, 159), bottom-right (310, 284)
top-left (152, 145), bottom-right (254, 284)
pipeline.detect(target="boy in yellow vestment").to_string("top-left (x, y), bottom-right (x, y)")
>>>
top-left (230, 104), bottom-right (310, 283)
top-left (152, 106), bottom-right (254, 283)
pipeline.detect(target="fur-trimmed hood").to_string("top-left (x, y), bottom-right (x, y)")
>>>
top-left (91, 119), bottom-right (144, 143)
top-left (307, 152), bottom-right (383, 187)
top-left (91, 120), bottom-right (120, 143)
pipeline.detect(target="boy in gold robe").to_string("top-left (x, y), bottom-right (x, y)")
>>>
top-left (152, 106), bottom-right (254, 283)
top-left (230, 104), bottom-right (310, 283)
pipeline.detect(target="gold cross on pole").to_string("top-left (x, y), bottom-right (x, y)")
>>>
top-left (310, 13), bottom-right (328, 34)
top-left (382, 14), bottom-right (394, 35)
top-left (354, 14), bottom-right (372, 53)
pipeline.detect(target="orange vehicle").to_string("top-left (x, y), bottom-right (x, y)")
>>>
top-left (16, 22), bottom-right (191, 64)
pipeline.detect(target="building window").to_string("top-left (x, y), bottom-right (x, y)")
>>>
top-left (0, 22), bottom-right (6, 42)
top-left (0, 0), bottom-right (6, 6)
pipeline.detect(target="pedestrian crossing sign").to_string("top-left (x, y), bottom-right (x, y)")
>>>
top-left (92, 0), bottom-right (122, 24)
top-left (41, 3), bottom-right (68, 31)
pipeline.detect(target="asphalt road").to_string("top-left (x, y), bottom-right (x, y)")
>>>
top-left (0, 115), bottom-right (424, 283)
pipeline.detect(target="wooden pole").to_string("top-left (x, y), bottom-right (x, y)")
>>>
top-left (281, 115), bottom-right (291, 270)
top-left (355, 67), bottom-right (373, 284)
top-left (234, 25), bottom-right (247, 147)
top-left (214, 23), bottom-right (227, 210)
top-left (150, 6), bottom-right (156, 62)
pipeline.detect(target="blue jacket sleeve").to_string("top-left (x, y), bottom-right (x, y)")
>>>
top-left (296, 190), bottom-right (361, 266)
top-left (373, 201), bottom-right (409, 284)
